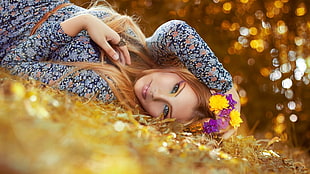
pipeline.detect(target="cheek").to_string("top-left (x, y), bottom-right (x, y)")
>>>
top-left (142, 101), bottom-right (163, 118)
top-left (188, 88), bottom-right (199, 105)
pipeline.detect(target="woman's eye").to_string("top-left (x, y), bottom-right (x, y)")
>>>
top-left (163, 105), bottom-right (170, 118)
top-left (170, 83), bottom-right (180, 94)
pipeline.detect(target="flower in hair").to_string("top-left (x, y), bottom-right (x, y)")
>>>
top-left (183, 93), bottom-right (242, 135)
top-left (217, 118), bottom-right (229, 130)
top-left (218, 108), bottom-right (232, 118)
top-left (229, 109), bottom-right (243, 128)
top-left (226, 93), bottom-right (237, 107)
top-left (205, 93), bottom-right (242, 134)
top-left (203, 119), bottom-right (219, 134)
top-left (208, 94), bottom-right (229, 113)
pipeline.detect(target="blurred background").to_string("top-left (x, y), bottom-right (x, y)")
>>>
top-left (72, 0), bottom-right (310, 153)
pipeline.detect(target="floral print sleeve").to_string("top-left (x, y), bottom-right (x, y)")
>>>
top-left (146, 20), bottom-right (232, 93)
top-left (1, 23), bottom-right (115, 102)
top-left (2, 23), bottom-right (72, 63)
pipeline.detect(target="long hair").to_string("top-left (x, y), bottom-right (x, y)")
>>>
top-left (61, 1), bottom-right (214, 120)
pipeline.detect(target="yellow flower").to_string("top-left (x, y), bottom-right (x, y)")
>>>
top-left (209, 94), bottom-right (229, 112)
top-left (229, 109), bottom-right (243, 128)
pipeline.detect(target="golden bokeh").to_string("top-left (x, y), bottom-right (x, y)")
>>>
top-left (223, 2), bottom-right (232, 13)
top-left (296, 2), bottom-right (307, 16)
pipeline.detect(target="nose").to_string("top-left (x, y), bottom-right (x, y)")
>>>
top-left (151, 89), bottom-right (170, 102)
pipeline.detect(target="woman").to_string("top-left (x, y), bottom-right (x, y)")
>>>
top-left (0, 0), bottom-right (241, 134)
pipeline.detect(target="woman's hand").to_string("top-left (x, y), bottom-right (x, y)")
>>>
top-left (60, 14), bottom-right (131, 65)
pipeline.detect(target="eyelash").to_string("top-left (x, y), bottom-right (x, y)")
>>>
top-left (162, 82), bottom-right (182, 118)
top-left (163, 105), bottom-right (169, 118)
top-left (170, 83), bottom-right (180, 94)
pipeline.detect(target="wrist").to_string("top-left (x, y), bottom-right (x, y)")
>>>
top-left (60, 14), bottom-right (95, 37)
top-left (78, 14), bottom-right (95, 31)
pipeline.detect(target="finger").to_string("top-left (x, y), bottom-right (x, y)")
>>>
top-left (116, 48), bottom-right (128, 65)
top-left (100, 40), bottom-right (119, 60)
top-left (114, 48), bottom-right (125, 65)
top-left (107, 33), bottom-right (121, 46)
top-left (119, 54), bottom-right (126, 65)
top-left (114, 46), bottom-right (131, 65)
top-left (118, 46), bottom-right (131, 65)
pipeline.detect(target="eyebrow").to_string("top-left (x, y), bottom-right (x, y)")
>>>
top-left (169, 81), bottom-right (186, 119)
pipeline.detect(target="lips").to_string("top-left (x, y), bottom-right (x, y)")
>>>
top-left (142, 81), bottom-right (152, 100)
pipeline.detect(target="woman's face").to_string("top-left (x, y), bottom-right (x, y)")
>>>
top-left (134, 71), bottom-right (198, 123)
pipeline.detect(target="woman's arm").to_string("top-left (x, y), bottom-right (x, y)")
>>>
top-left (3, 60), bottom-right (116, 103)
top-left (3, 14), bottom-right (130, 65)
top-left (60, 14), bottom-right (130, 65)
top-left (2, 23), bottom-right (72, 64)
top-left (146, 20), bottom-right (232, 93)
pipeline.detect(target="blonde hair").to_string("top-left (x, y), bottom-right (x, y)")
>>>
top-left (61, 1), bottom-right (214, 120)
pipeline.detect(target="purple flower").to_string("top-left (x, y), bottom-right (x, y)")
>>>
top-left (226, 94), bottom-right (237, 109)
top-left (218, 108), bottom-right (232, 118)
top-left (203, 119), bottom-right (219, 134)
top-left (217, 118), bottom-right (229, 130)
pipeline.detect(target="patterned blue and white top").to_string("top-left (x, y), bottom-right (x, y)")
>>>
top-left (0, 0), bottom-right (232, 104)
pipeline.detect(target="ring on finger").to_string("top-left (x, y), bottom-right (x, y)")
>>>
top-left (116, 37), bottom-right (127, 47)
